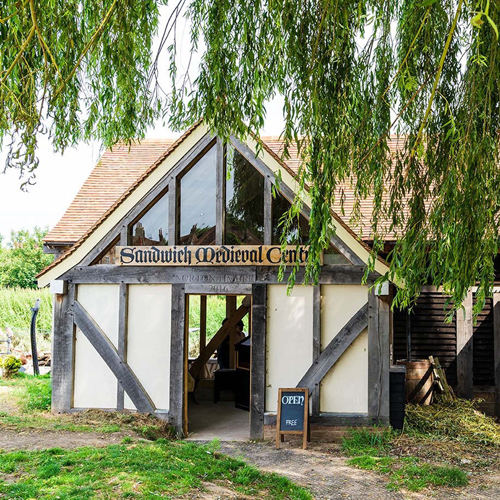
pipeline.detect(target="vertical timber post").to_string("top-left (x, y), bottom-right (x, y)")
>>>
top-left (264, 177), bottom-right (273, 245)
top-left (312, 285), bottom-right (321, 416)
top-left (170, 284), bottom-right (186, 436)
top-left (456, 290), bottom-right (473, 399)
top-left (117, 282), bottom-right (128, 410)
top-left (368, 290), bottom-right (390, 424)
top-left (250, 284), bottom-right (267, 440)
top-left (493, 291), bottom-right (500, 417)
top-left (215, 138), bottom-right (225, 245)
top-left (52, 283), bottom-right (75, 413)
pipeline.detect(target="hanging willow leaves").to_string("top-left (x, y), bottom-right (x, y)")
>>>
top-left (1, 1), bottom-right (500, 312)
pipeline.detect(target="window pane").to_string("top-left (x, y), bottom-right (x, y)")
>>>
top-left (130, 191), bottom-right (169, 246)
top-left (179, 147), bottom-right (217, 245)
top-left (225, 148), bottom-right (265, 244)
top-left (272, 193), bottom-right (310, 245)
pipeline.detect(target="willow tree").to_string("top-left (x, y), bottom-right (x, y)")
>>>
top-left (1, 0), bottom-right (499, 311)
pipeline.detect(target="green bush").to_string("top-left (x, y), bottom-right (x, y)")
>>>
top-left (0, 355), bottom-right (22, 378)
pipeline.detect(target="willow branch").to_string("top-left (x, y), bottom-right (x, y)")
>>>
top-left (410, 0), bottom-right (464, 159)
top-left (53, 0), bottom-right (119, 100)
top-left (29, 0), bottom-right (62, 79)
top-left (0, 24), bottom-right (36, 86)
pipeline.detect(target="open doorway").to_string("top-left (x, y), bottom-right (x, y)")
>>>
top-left (185, 294), bottom-right (252, 440)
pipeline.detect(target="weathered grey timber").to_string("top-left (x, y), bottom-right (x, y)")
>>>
top-left (311, 285), bottom-right (321, 416)
top-left (264, 177), bottom-right (272, 245)
top-left (61, 264), bottom-right (374, 285)
top-left (184, 283), bottom-right (252, 295)
top-left (216, 138), bottom-right (225, 245)
top-left (494, 293), bottom-right (500, 417)
top-left (170, 284), bottom-right (186, 435)
top-left (250, 284), bottom-right (267, 440)
top-left (117, 282), bottom-right (128, 410)
top-left (457, 290), bottom-right (474, 399)
top-left (367, 291), bottom-right (390, 423)
top-left (230, 135), bottom-right (365, 266)
top-left (79, 133), bottom-right (215, 266)
top-left (119, 227), bottom-right (128, 246)
top-left (73, 300), bottom-right (155, 413)
top-left (297, 303), bottom-right (368, 394)
top-left (51, 284), bottom-right (75, 413)
top-left (200, 295), bottom-right (207, 351)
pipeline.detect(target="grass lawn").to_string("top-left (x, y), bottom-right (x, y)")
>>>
top-left (342, 398), bottom-right (500, 493)
top-left (0, 374), bottom-right (311, 499)
top-left (0, 441), bottom-right (311, 499)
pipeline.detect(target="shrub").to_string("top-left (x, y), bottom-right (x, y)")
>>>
top-left (0, 355), bottom-right (22, 378)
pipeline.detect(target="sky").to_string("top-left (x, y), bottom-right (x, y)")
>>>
top-left (0, 4), bottom-right (285, 244)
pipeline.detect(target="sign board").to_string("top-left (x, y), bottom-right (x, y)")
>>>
top-left (116, 245), bottom-right (317, 266)
top-left (276, 388), bottom-right (309, 449)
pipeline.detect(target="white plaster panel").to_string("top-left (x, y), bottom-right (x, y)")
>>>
top-left (73, 284), bottom-right (120, 409)
top-left (265, 285), bottom-right (314, 412)
top-left (124, 285), bottom-right (172, 411)
top-left (320, 285), bottom-right (368, 413)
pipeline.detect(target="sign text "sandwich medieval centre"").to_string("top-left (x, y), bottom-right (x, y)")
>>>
top-left (116, 245), bottom-right (312, 266)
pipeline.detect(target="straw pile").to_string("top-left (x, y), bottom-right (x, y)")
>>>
top-left (405, 397), bottom-right (500, 446)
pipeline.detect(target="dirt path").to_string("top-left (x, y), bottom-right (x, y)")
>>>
top-left (219, 441), bottom-right (404, 500)
top-left (219, 441), bottom-right (500, 500)
top-left (0, 428), bottom-right (132, 451)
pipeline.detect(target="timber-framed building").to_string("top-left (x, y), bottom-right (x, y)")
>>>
top-left (40, 121), bottom-right (491, 439)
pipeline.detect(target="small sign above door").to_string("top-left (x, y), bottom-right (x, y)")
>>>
top-left (116, 245), bottom-right (317, 266)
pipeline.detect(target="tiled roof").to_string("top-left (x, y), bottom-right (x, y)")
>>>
top-left (45, 139), bottom-right (177, 244)
top-left (45, 133), bottom-right (406, 247)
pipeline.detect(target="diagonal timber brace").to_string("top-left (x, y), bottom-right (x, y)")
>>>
top-left (73, 300), bottom-right (155, 413)
top-left (297, 303), bottom-right (369, 394)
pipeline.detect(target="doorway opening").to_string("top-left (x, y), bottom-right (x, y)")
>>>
top-left (185, 294), bottom-right (251, 440)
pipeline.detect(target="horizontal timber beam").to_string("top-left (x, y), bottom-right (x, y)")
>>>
top-left (73, 300), bottom-right (155, 413)
top-left (61, 265), bottom-right (377, 285)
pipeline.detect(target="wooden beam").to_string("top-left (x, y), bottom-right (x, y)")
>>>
top-left (73, 300), bottom-right (155, 413)
top-left (250, 284), bottom-right (267, 440)
top-left (51, 284), bottom-right (75, 413)
top-left (368, 291), bottom-right (390, 423)
top-left (168, 179), bottom-right (177, 245)
top-left (226, 296), bottom-right (237, 368)
top-left (297, 303), bottom-right (368, 394)
top-left (216, 138), bottom-right (225, 245)
top-left (117, 282), bottom-right (128, 410)
top-left (494, 292), bottom-right (500, 417)
top-left (264, 177), bottom-right (272, 245)
top-left (456, 290), bottom-right (473, 399)
top-left (312, 285), bottom-right (321, 416)
top-left (61, 264), bottom-right (377, 286)
top-left (230, 135), bottom-right (365, 266)
top-left (185, 283), bottom-right (253, 295)
top-left (170, 284), bottom-right (186, 435)
top-left (200, 295), bottom-right (207, 352)
top-left (189, 304), bottom-right (249, 379)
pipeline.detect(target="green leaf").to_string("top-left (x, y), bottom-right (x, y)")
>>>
top-left (485, 15), bottom-right (499, 40)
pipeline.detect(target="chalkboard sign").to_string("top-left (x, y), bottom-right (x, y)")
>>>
top-left (276, 388), bottom-right (309, 449)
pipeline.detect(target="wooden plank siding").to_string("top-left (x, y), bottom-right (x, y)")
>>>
top-left (393, 291), bottom-right (458, 387)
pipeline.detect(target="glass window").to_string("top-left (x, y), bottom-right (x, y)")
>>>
top-left (225, 147), bottom-right (265, 244)
top-left (179, 147), bottom-right (217, 245)
top-left (272, 192), bottom-right (310, 245)
top-left (130, 191), bottom-right (169, 246)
